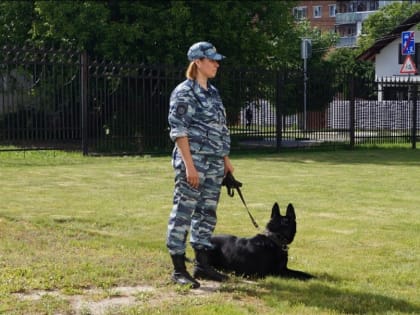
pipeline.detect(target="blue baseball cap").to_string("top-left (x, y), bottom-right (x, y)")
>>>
top-left (187, 42), bottom-right (226, 61)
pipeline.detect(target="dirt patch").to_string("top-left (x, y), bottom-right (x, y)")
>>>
top-left (68, 285), bottom-right (155, 314)
top-left (13, 281), bottom-right (223, 314)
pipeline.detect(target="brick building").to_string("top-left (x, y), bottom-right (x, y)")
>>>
top-left (293, 0), bottom-right (337, 32)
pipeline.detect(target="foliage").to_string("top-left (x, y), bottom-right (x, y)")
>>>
top-left (0, 0), bottom-right (302, 68)
top-left (324, 48), bottom-right (375, 99)
top-left (293, 19), bottom-right (338, 63)
top-left (279, 20), bottom-right (339, 113)
top-left (0, 1), bottom-right (34, 46)
top-left (0, 0), bottom-right (341, 68)
top-left (357, 2), bottom-right (420, 54)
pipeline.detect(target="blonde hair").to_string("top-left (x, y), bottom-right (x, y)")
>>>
top-left (186, 61), bottom-right (198, 80)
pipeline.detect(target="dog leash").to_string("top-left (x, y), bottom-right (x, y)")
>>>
top-left (222, 172), bottom-right (259, 229)
top-left (222, 173), bottom-right (291, 251)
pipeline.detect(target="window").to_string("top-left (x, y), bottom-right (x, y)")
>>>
top-left (293, 6), bottom-right (307, 20)
top-left (313, 6), bottom-right (322, 18)
top-left (329, 4), bottom-right (336, 17)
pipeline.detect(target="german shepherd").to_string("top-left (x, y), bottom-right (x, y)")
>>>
top-left (207, 203), bottom-right (314, 280)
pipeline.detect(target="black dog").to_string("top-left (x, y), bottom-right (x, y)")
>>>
top-left (207, 203), bottom-right (313, 280)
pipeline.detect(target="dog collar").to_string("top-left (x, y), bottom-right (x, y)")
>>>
top-left (263, 230), bottom-right (289, 252)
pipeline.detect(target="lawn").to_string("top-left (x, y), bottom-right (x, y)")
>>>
top-left (0, 148), bottom-right (419, 314)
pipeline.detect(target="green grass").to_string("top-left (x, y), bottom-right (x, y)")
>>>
top-left (0, 148), bottom-right (419, 314)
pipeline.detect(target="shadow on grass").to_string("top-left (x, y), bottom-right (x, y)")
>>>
top-left (244, 277), bottom-right (420, 314)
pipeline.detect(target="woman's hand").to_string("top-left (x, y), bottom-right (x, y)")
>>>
top-left (185, 164), bottom-right (200, 189)
top-left (176, 136), bottom-right (200, 189)
top-left (223, 156), bottom-right (234, 176)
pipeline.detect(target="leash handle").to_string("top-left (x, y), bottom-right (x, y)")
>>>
top-left (226, 186), bottom-right (235, 197)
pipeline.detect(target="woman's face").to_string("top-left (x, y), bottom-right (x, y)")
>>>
top-left (196, 58), bottom-right (220, 79)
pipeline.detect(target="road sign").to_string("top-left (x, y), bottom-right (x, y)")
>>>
top-left (301, 38), bottom-right (312, 59)
top-left (401, 31), bottom-right (415, 55)
top-left (400, 55), bottom-right (417, 74)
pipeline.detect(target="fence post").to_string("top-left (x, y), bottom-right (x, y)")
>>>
top-left (81, 51), bottom-right (89, 155)
top-left (411, 84), bottom-right (417, 149)
top-left (276, 70), bottom-right (283, 151)
top-left (349, 74), bottom-right (355, 149)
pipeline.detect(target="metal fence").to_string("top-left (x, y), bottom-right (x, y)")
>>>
top-left (1, 46), bottom-right (419, 154)
top-left (1, 46), bottom-right (82, 150)
top-left (83, 56), bottom-right (184, 154)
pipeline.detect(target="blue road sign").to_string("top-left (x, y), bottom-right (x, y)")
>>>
top-left (401, 31), bottom-right (415, 55)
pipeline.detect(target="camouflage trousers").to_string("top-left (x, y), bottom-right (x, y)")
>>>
top-left (166, 154), bottom-right (224, 256)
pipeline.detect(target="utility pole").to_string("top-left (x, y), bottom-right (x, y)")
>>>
top-left (301, 38), bottom-right (311, 131)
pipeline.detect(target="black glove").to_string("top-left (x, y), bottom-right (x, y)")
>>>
top-left (222, 172), bottom-right (242, 197)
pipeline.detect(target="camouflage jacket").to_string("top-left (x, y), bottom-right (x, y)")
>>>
top-left (168, 79), bottom-right (230, 157)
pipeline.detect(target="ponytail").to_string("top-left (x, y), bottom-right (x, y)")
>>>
top-left (186, 61), bottom-right (198, 80)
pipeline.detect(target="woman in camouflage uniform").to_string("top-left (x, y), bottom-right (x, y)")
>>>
top-left (166, 42), bottom-right (234, 288)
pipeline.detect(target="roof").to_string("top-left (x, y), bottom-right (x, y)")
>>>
top-left (356, 11), bottom-right (420, 61)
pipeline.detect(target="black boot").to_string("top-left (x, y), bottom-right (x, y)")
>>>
top-left (170, 254), bottom-right (200, 289)
top-left (193, 249), bottom-right (229, 282)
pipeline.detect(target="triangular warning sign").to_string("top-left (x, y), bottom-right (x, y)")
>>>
top-left (400, 55), bottom-right (417, 74)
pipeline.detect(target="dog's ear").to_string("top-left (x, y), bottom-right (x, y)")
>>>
top-left (286, 203), bottom-right (296, 220)
top-left (271, 202), bottom-right (281, 218)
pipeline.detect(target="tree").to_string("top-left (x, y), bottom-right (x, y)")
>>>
top-left (0, 1), bottom-right (34, 46)
top-left (0, 0), bottom-right (300, 68)
top-left (278, 19), bottom-right (338, 114)
top-left (357, 1), bottom-right (420, 54)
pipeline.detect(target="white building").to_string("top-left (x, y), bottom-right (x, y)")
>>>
top-left (357, 12), bottom-right (420, 100)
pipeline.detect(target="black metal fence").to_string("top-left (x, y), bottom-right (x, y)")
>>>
top-left (1, 46), bottom-right (82, 150)
top-left (1, 46), bottom-right (419, 154)
top-left (83, 56), bottom-right (184, 154)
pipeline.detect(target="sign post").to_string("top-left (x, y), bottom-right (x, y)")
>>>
top-left (401, 31), bottom-right (415, 56)
top-left (400, 55), bottom-right (417, 74)
top-left (400, 31), bottom-right (417, 74)
top-left (401, 32), bottom-right (417, 149)
top-left (301, 38), bottom-right (311, 131)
